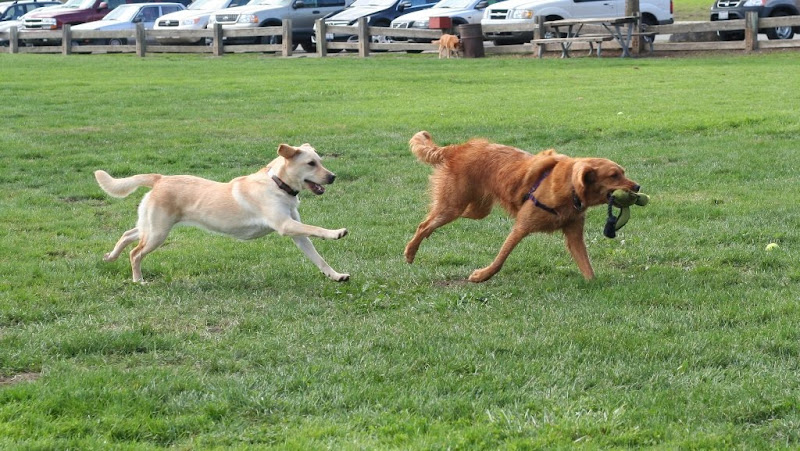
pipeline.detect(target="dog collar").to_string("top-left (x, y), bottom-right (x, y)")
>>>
top-left (269, 170), bottom-right (299, 197)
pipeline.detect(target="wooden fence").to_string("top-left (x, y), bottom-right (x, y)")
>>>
top-left (2, 12), bottom-right (800, 57)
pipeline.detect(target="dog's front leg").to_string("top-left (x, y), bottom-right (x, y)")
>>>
top-left (563, 221), bottom-right (594, 280)
top-left (292, 236), bottom-right (350, 282)
top-left (276, 218), bottom-right (347, 240)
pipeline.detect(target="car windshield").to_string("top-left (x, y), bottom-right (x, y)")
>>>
top-left (102, 4), bottom-right (139, 21)
top-left (434, 0), bottom-right (473, 7)
top-left (62, 0), bottom-right (97, 9)
top-left (189, 0), bottom-right (233, 9)
top-left (249, 0), bottom-right (290, 5)
top-left (350, 0), bottom-right (395, 7)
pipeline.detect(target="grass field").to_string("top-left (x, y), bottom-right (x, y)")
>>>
top-left (2, 51), bottom-right (800, 448)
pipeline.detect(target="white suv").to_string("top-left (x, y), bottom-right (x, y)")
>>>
top-left (208, 0), bottom-right (352, 52)
top-left (154, 0), bottom-right (249, 44)
top-left (481, 0), bottom-right (672, 45)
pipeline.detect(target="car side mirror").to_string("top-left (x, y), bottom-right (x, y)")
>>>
top-left (98, 1), bottom-right (108, 9)
top-left (132, 16), bottom-right (142, 22)
top-left (475, 0), bottom-right (488, 8)
top-left (293, 0), bottom-right (305, 8)
top-left (398, 1), bottom-right (411, 11)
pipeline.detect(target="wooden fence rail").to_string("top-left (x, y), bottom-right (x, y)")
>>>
top-left (2, 12), bottom-right (800, 57)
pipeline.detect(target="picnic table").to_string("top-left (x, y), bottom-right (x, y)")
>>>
top-left (534, 16), bottom-right (640, 58)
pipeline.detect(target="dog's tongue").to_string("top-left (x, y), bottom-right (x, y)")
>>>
top-left (307, 181), bottom-right (325, 195)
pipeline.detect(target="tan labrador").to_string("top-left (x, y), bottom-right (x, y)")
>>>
top-left (95, 143), bottom-right (349, 283)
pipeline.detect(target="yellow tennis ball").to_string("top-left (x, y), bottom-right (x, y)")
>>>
top-left (765, 243), bottom-right (779, 251)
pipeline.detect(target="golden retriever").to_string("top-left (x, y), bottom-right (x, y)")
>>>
top-left (433, 34), bottom-right (460, 59)
top-left (404, 131), bottom-right (640, 282)
top-left (95, 143), bottom-right (349, 283)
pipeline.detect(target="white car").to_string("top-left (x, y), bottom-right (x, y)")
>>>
top-left (481, 0), bottom-right (673, 45)
top-left (391, 0), bottom-right (498, 39)
top-left (72, 3), bottom-right (185, 44)
top-left (154, 0), bottom-right (249, 44)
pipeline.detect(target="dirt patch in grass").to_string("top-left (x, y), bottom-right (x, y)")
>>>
top-left (0, 372), bottom-right (41, 386)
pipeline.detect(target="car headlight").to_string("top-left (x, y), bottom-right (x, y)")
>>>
top-left (742, 0), bottom-right (764, 6)
top-left (182, 17), bottom-right (201, 25)
top-left (238, 14), bottom-right (259, 23)
top-left (412, 20), bottom-right (428, 28)
top-left (509, 9), bottom-right (533, 19)
top-left (41, 17), bottom-right (57, 29)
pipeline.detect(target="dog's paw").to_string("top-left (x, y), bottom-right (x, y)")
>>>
top-left (330, 272), bottom-right (350, 282)
top-left (331, 228), bottom-right (348, 240)
top-left (468, 268), bottom-right (493, 283)
top-left (103, 252), bottom-right (117, 262)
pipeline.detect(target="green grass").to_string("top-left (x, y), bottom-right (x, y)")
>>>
top-left (675, 0), bottom-right (713, 21)
top-left (1, 52), bottom-right (800, 448)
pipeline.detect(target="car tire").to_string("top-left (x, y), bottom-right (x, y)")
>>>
top-left (108, 38), bottom-right (124, 46)
top-left (300, 39), bottom-right (315, 53)
top-left (766, 10), bottom-right (794, 40)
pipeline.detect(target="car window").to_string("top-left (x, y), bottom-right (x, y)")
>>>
top-left (139, 5), bottom-right (159, 21)
top-left (296, 0), bottom-right (317, 7)
top-left (107, 0), bottom-right (126, 9)
top-left (161, 4), bottom-right (182, 14)
top-left (318, 0), bottom-right (345, 6)
top-left (231, 0), bottom-right (249, 5)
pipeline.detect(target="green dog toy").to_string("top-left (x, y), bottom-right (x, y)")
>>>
top-left (603, 189), bottom-right (649, 239)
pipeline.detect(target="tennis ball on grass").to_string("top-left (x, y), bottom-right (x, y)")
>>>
top-left (765, 243), bottom-right (779, 251)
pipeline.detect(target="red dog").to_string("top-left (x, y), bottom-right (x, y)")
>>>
top-left (404, 131), bottom-right (640, 282)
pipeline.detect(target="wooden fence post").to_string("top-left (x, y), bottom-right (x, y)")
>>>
top-left (625, 0), bottom-right (642, 55)
top-left (10, 26), bottom-right (18, 54)
top-left (62, 24), bottom-right (71, 55)
top-left (135, 23), bottom-right (146, 57)
top-left (282, 19), bottom-right (292, 56)
top-left (315, 19), bottom-right (327, 57)
top-left (357, 17), bottom-right (369, 57)
top-left (212, 23), bottom-right (223, 56)
top-left (744, 11), bottom-right (759, 52)
top-left (534, 15), bottom-right (544, 40)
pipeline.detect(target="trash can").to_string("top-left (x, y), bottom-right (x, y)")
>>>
top-left (458, 23), bottom-right (484, 58)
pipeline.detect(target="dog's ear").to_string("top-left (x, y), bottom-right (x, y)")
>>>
top-left (572, 162), bottom-right (596, 203)
top-left (278, 144), bottom-right (299, 159)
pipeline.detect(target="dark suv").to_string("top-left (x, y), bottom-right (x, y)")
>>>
top-left (710, 0), bottom-right (800, 40)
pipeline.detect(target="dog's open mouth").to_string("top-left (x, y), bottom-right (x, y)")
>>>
top-left (306, 180), bottom-right (325, 195)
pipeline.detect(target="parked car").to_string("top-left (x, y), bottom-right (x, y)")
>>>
top-left (481, 0), bottom-right (673, 45)
top-left (317, 0), bottom-right (438, 44)
top-left (71, 2), bottom-right (185, 44)
top-left (207, 0), bottom-right (352, 52)
top-left (0, 0), bottom-right (61, 43)
top-left (0, 0), bottom-right (62, 23)
top-left (390, 0), bottom-right (498, 41)
top-left (153, 0), bottom-right (247, 44)
top-left (20, 0), bottom-right (191, 44)
top-left (710, 0), bottom-right (799, 40)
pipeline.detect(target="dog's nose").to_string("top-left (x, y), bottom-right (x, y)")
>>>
top-left (327, 173), bottom-right (336, 184)
top-left (632, 184), bottom-right (641, 192)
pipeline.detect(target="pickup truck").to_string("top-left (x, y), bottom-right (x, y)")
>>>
top-left (20, 0), bottom-right (186, 44)
top-left (481, 0), bottom-right (673, 45)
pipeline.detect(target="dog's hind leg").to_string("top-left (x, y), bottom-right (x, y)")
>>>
top-left (104, 227), bottom-right (139, 262)
top-left (292, 236), bottom-right (349, 282)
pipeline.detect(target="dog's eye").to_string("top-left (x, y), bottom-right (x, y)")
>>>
top-left (308, 161), bottom-right (317, 167)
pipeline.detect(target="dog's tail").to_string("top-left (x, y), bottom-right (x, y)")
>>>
top-left (409, 130), bottom-right (446, 166)
top-left (94, 170), bottom-right (161, 198)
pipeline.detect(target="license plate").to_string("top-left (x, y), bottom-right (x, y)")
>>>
top-left (718, 11), bottom-right (728, 20)
top-left (326, 33), bottom-right (334, 40)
